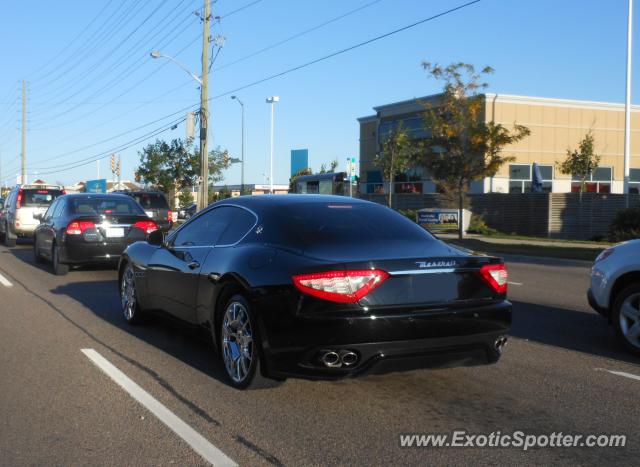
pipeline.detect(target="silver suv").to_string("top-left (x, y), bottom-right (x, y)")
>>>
top-left (0, 184), bottom-right (65, 247)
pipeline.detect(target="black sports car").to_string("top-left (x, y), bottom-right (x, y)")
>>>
top-left (118, 195), bottom-right (511, 389)
top-left (34, 193), bottom-right (158, 275)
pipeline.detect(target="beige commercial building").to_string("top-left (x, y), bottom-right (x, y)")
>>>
top-left (358, 93), bottom-right (640, 195)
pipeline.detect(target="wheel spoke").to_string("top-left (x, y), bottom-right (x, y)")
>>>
top-left (627, 322), bottom-right (640, 341)
top-left (221, 300), bottom-right (253, 383)
top-left (621, 301), bottom-right (639, 321)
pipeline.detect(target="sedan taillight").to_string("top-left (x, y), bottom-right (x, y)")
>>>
top-left (292, 269), bottom-right (389, 303)
top-left (66, 220), bottom-right (96, 235)
top-left (133, 220), bottom-right (158, 234)
top-left (478, 263), bottom-right (508, 294)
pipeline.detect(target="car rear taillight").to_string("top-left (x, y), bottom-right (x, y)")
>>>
top-left (478, 264), bottom-right (508, 294)
top-left (16, 189), bottom-right (24, 209)
top-left (292, 269), bottom-right (389, 303)
top-left (66, 220), bottom-right (96, 235)
top-left (133, 220), bottom-right (158, 234)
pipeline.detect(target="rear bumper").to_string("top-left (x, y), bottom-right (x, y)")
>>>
top-left (259, 300), bottom-right (512, 380)
top-left (156, 220), bottom-right (173, 232)
top-left (60, 239), bottom-right (138, 264)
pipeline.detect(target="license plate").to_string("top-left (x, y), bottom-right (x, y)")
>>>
top-left (145, 211), bottom-right (154, 218)
top-left (106, 227), bottom-right (125, 238)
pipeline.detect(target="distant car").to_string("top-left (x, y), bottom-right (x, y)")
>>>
top-left (118, 195), bottom-right (511, 389)
top-left (589, 240), bottom-right (640, 356)
top-left (33, 193), bottom-right (158, 275)
top-left (178, 203), bottom-right (197, 220)
top-left (0, 184), bottom-right (65, 247)
top-left (121, 191), bottom-right (173, 232)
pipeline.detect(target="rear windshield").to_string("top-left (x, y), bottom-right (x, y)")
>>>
top-left (276, 202), bottom-right (434, 247)
top-left (132, 193), bottom-right (169, 209)
top-left (21, 189), bottom-right (64, 207)
top-left (69, 197), bottom-right (145, 216)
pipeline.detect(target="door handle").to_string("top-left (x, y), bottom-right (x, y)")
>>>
top-left (187, 261), bottom-right (200, 270)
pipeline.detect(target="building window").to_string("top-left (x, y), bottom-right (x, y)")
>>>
top-left (630, 168), bottom-right (640, 194)
top-left (365, 170), bottom-right (384, 194)
top-left (508, 164), bottom-right (553, 193)
top-left (378, 117), bottom-right (431, 143)
top-left (571, 167), bottom-right (612, 193)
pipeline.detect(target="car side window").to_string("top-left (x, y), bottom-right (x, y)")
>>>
top-left (52, 200), bottom-right (66, 219)
top-left (44, 200), bottom-right (58, 222)
top-left (217, 208), bottom-right (257, 246)
top-left (171, 206), bottom-right (237, 247)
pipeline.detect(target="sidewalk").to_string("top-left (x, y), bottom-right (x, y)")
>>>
top-left (437, 233), bottom-right (609, 262)
top-left (437, 233), bottom-right (612, 249)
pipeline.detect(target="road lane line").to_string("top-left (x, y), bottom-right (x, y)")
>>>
top-left (597, 368), bottom-right (640, 382)
top-left (508, 281), bottom-right (523, 286)
top-left (0, 273), bottom-right (13, 287)
top-left (81, 348), bottom-right (237, 467)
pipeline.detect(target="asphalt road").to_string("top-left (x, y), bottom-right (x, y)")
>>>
top-left (0, 242), bottom-right (638, 465)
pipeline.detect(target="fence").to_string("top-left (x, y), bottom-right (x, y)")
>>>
top-left (360, 193), bottom-right (640, 240)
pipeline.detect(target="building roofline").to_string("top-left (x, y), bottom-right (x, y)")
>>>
top-left (357, 115), bottom-right (377, 123)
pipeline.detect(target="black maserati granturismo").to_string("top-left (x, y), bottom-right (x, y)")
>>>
top-left (118, 195), bottom-right (511, 389)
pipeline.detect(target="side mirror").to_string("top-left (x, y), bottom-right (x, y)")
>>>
top-left (147, 229), bottom-right (165, 246)
top-left (33, 213), bottom-right (43, 222)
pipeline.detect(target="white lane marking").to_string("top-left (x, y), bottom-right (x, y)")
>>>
top-left (597, 368), bottom-right (640, 382)
top-left (0, 273), bottom-right (13, 287)
top-left (81, 349), bottom-right (237, 467)
top-left (508, 281), bottom-right (523, 286)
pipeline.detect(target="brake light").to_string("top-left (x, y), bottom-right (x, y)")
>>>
top-left (478, 264), bottom-right (508, 294)
top-left (133, 220), bottom-right (158, 234)
top-left (16, 189), bottom-right (23, 209)
top-left (292, 269), bottom-right (389, 303)
top-left (61, 189), bottom-right (66, 195)
top-left (66, 220), bottom-right (96, 235)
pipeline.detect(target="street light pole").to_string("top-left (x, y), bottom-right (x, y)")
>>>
top-left (231, 96), bottom-right (245, 195)
top-left (266, 96), bottom-right (279, 194)
top-left (624, 0), bottom-right (633, 206)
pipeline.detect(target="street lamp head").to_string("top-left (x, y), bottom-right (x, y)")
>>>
top-left (150, 51), bottom-right (161, 59)
top-left (266, 96), bottom-right (280, 103)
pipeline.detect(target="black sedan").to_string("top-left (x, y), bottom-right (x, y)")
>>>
top-left (118, 195), bottom-right (511, 389)
top-left (34, 193), bottom-right (158, 275)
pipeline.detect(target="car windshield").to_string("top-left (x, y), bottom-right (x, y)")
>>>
top-left (21, 189), bottom-right (63, 207)
top-left (69, 197), bottom-right (145, 216)
top-left (132, 193), bottom-right (169, 209)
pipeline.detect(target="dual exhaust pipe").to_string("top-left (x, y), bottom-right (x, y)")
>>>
top-left (319, 350), bottom-right (358, 368)
top-left (494, 335), bottom-right (508, 353)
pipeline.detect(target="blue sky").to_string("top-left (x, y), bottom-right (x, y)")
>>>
top-left (0, 0), bottom-right (634, 187)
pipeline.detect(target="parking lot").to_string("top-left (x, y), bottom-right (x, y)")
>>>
top-left (0, 240), bottom-right (637, 465)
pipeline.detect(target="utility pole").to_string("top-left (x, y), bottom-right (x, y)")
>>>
top-left (198, 0), bottom-right (211, 211)
top-left (21, 80), bottom-right (26, 185)
top-left (624, 0), bottom-right (633, 207)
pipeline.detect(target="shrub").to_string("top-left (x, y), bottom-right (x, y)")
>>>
top-left (609, 207), bottom-right (640, 242)
top-left (397, 209), bottom-right (417, 222)
top-left (467, 214), bottom-right (500, 236)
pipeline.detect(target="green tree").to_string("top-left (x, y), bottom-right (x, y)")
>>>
top-left (135, 138), bottom-right (230, 204)
top-left (318, 159), bottom-right (339, 174)
top-left (177, 187), bottom-right (194, 209)
top-left (557, 131), bottom-right (600, 194)
top-left (420, 62), bottom-right (530, 239)
top-left (374, 124), bottom-right (419, 208)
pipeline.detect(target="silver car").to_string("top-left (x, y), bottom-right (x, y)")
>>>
top-left (0, 184), bottom-right (65, 247)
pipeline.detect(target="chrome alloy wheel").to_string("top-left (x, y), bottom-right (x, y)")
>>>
top-left (619, 293), bottom-right (640, 349)
top-left (121, 266), bottom-right (137, 321)
top-left (222, 301), bottom-right (254, 383)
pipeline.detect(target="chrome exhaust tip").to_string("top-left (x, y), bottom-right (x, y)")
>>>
top-left (340, 351), bottom-right (358, 366)
top-left (494, 336), bottom-right (508, 353)
top-left (320, 351), bottom-right (341, 368)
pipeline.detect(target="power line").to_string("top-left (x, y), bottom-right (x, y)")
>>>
top-left (19, 0), bottom-right (480, 177)
top-left (215, 0), bottom-right (385, 72)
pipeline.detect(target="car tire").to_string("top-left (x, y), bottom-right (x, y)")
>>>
top-left (52, 244), bottom-right (69, 276)
top-left (33, 236), bottom-right (45, 264)
top-left (4, 224), bottom-right (16, 247)
top-left (218, 294), bottom-right (281, 390)
top-left (612, 283), bottom-right (640, 357)
top-left (120, 263), bottom-right (144, 324)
